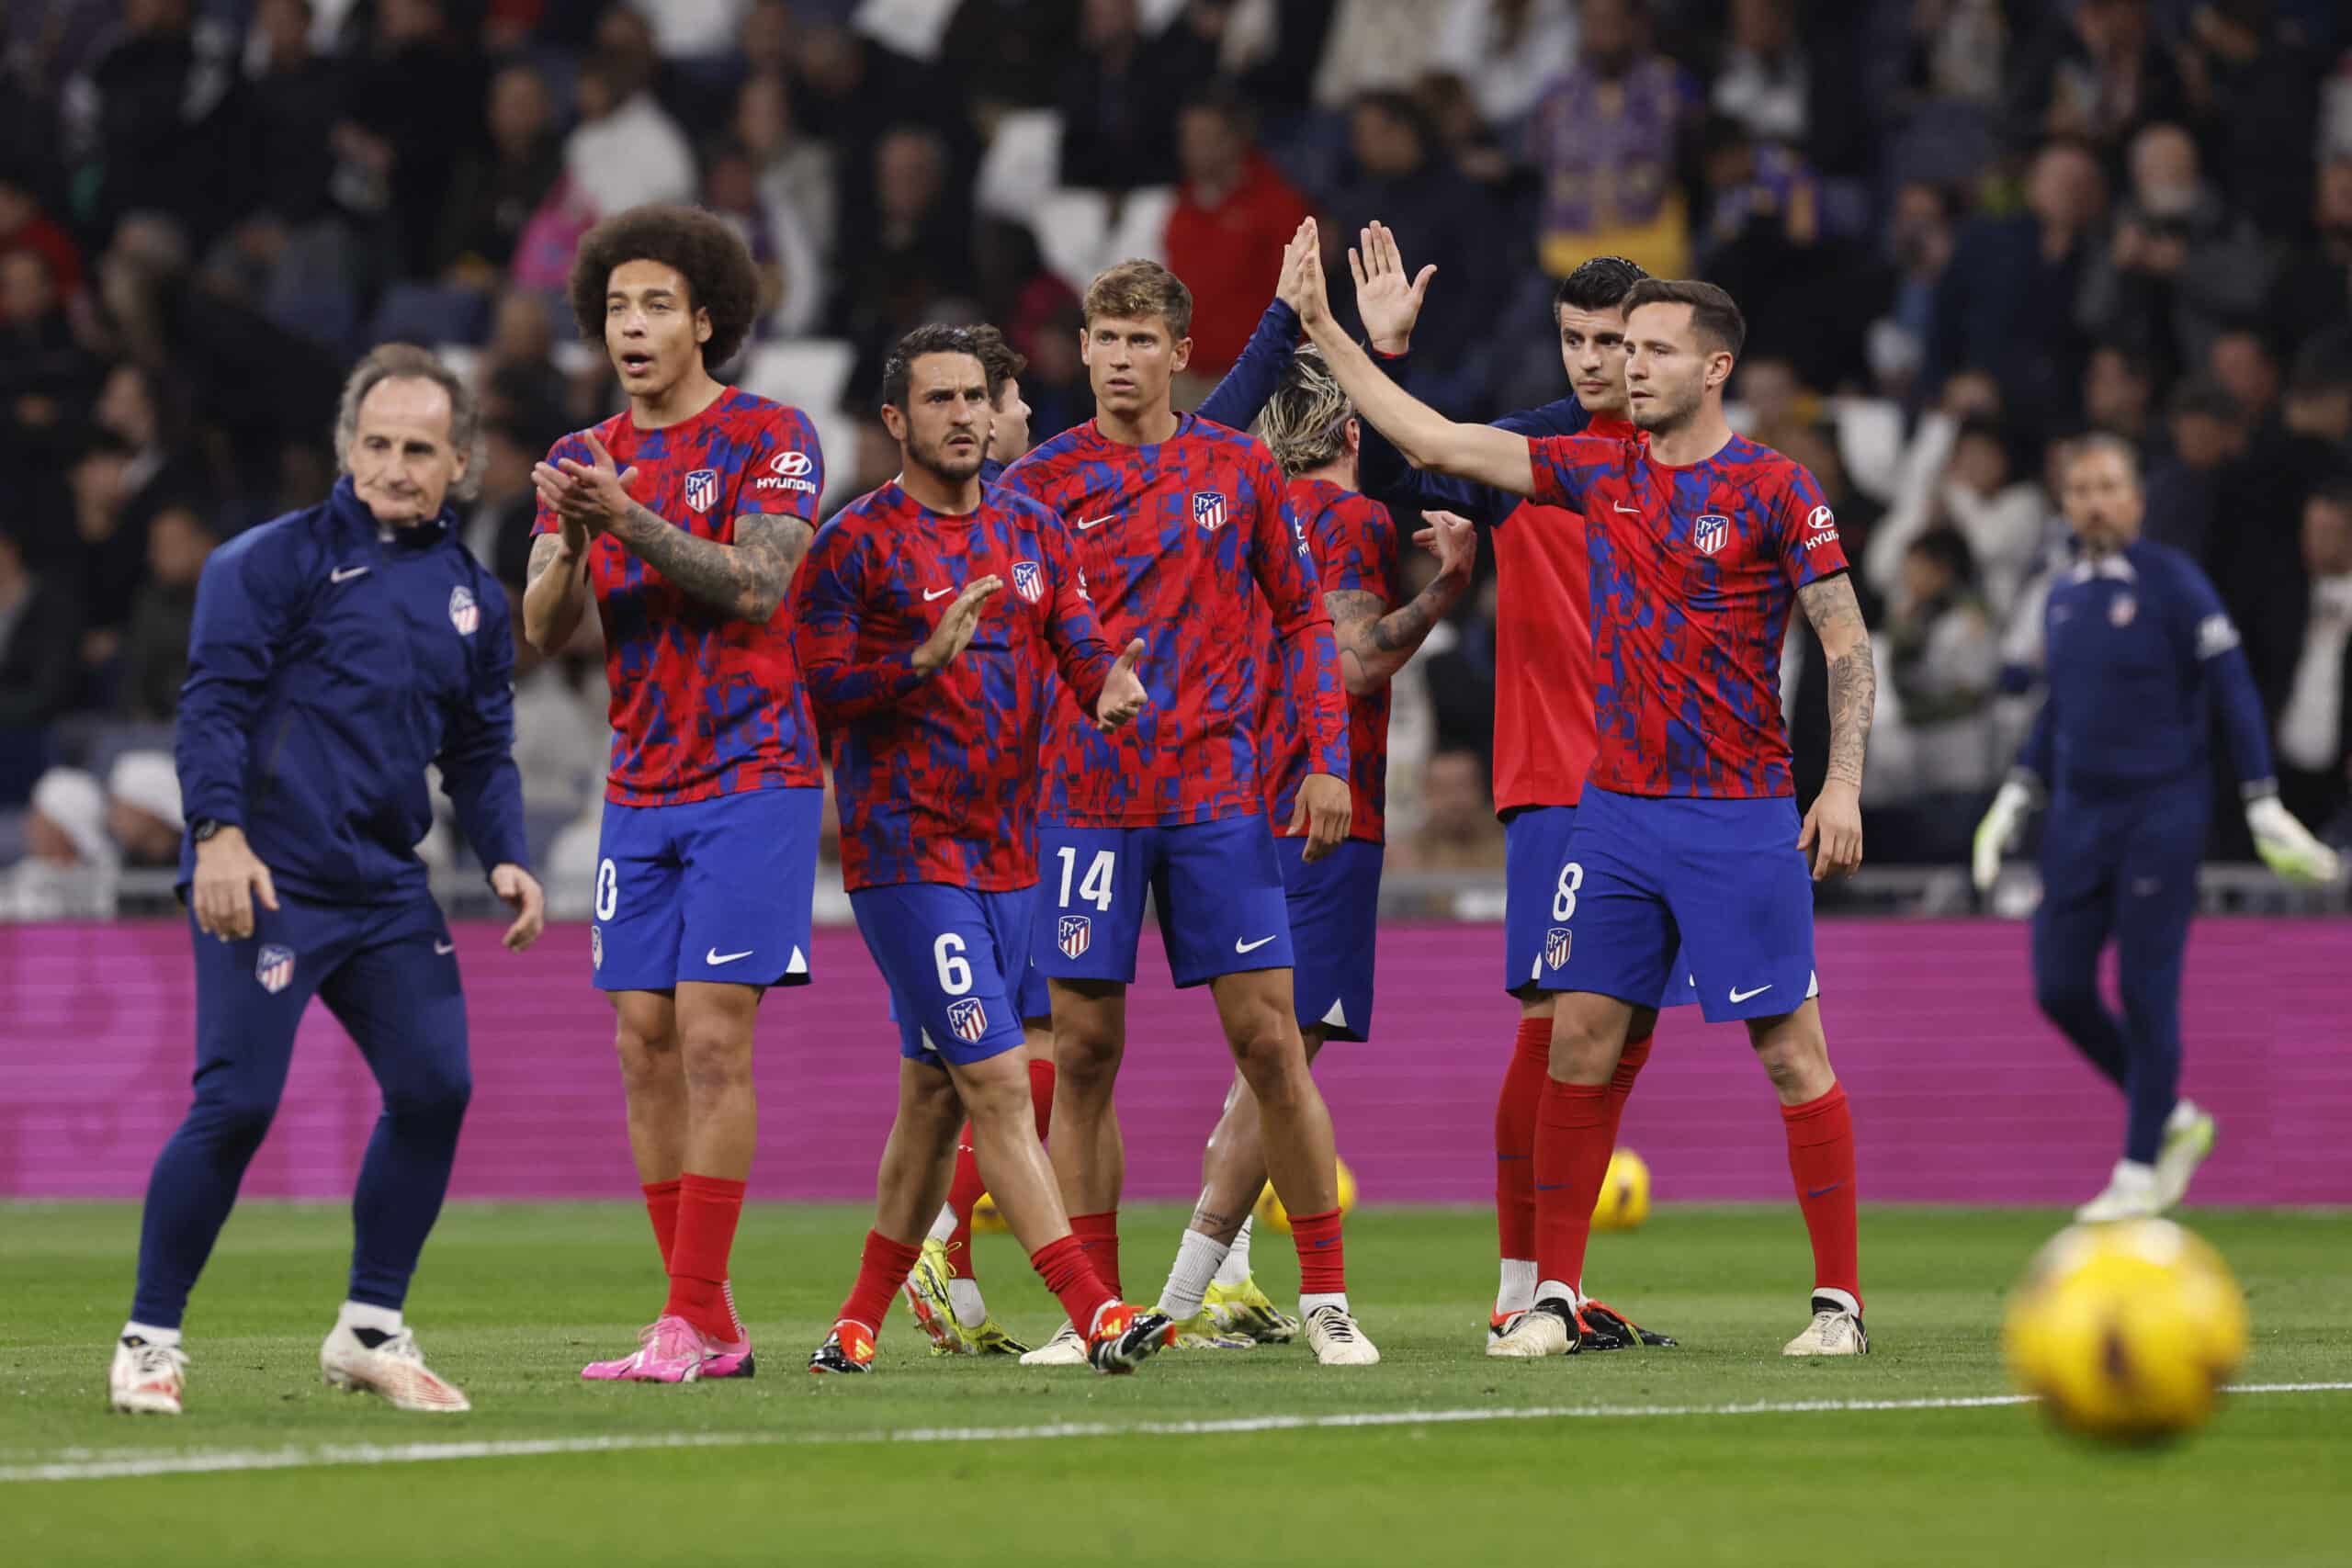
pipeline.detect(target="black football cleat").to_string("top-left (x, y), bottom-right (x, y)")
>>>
top-left (1580, 1299), bottom-right (1678, 1350)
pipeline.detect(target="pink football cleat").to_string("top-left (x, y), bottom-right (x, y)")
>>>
top-left (580, 1314), bottom-right (709, 1383)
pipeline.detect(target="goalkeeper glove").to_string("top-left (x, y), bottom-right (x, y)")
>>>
top-left (2246, 795), bottom-right (2342, 886)
top-left (1972, 776), bottom-right (2037, 893)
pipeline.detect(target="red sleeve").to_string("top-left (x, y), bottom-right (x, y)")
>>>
top-left (1526, 434), bottom-right (1616, 513)
top-left (1039, 513), bottom-right (1114, 714)
top-left (1775, 462), bottom-right (1849, 588)
top-left (1318, 493), bottom-right (1390, 601)
top-left (740, 407), bottom-right (826, 524)
top-left (1249, 446), bottom-right (1349, 781)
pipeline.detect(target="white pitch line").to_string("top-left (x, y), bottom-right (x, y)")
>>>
top-left (10, 1382), bottom-right (2349, 1485)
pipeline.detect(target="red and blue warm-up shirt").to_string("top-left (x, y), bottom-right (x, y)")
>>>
top-left (1260, 477), bottom-right (1399, 844)
top-left (795, 482), bottom-right (1115, 891)
top-left (533, 388), bottom-right (825, 807)
top-left (1528, 431), bottom-right (1847, 798)
top-left (998, 412), bottom-right (1347, 827)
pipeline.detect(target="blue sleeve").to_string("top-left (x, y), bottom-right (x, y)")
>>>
top-left (174, 526), bottom-right (302, 830)
top-left (2013, 592), bottom-right (2056, 784)
top-left (2174, 558), bottom-right (2277, 796)
top-left (436, 577), bottom-right (530, 874)
top-left (1196, 300), bottom-right (1299, 433)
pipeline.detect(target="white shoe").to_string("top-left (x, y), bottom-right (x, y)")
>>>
top-left (1486, 1298), bottom-right (1577, 1359)
top-left (320, 1321), bottom-right (471, 1412)
top-left (2154, 1104), bottom-right (2217, 1211)
top-left (1782, 1295), bottom-right (1869, 1357)
top-left (1016, 1322), bottom-right (1090, 1367)
top-left (2075, 1158), bottom-right (2161, 1224)
top-left (109, 1336), bottom-right (187, 1415)
top-left (1302, 1304), bottom-right (1380, 1366)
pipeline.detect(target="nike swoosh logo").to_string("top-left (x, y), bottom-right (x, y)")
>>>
top-left (1612, 503), bottom-right (1640, 514)
top-left (923, 586), bottom-right (955, 602)
top-left (1805, 1181), bottom-right (1844, 1199)
top-left (1728, 983), bottom-right (1774, 1003)
top-left (707, 948), bottom-right (753, 964)
top-left (331, 565), bottom-right (369, 582)
top-left (1075, 515), bottom-right (1114, 531)
top-left (433, 940), bottom-right (455, 955)
top-left (1235, 935), bottom-right (1277, 953)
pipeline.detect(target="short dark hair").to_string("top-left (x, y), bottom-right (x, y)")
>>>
top-left (1180, 80), bottom-right (1256, 138)
top-left (2309, 475), bottom-right (2352, 516)
top-left (2167, 375), bottom-right (2244, 425)
top-left (879, 324), bottom-right (983, 414)
top-left (567, 204), bottom-right (764, 372)
top-left (1554, 254), bottom-right (1648, 318)
top-left (1083, 258), bottom-right (1193, 340)
top-left (1906, 525), bottom-right (1977, 586)
top-left (1622, 277), bottom-right (1747, 359)
top-left (967, 323), bottom-right (1027, 405)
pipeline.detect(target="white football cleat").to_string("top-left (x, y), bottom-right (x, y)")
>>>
top-left (1302, 1304), bottom-right (1380, 1366)
top-left (1486, 1298), bottom-right (1577, 1359)
top-left (320, 1321), bottom-right (471, 1412)
top-left (1782, 1294), bottom-right (1869, 1357)
top-left (2075, 1159), bottom-right (2161, 1224)
top-left (2154, 1103), bottom-right (2217, 1211)
top-left (1016, 1322), bottom-right (1090, 1367)
top-left (109, 1336), bottom-right (187, 1415)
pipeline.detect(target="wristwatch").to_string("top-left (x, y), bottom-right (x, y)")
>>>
top-left (191, 818), bottom-right (224, 843)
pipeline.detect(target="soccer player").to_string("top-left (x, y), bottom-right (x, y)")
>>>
top-left (1292, 234), bottom-right (1878, 1358)
top-left (796, 325), bottom-right (1170, 1374)
top-left (997, 257), bottom-right (1380, 1367)
top-left (1144, 345), bottom-right (1476, 1345)
top-left (523, 206), bottom-right (826, 1384)
top-left (1971, 434), bottom-right (2340, 1221)
top-left (111, 345), bottom-right (546, 1416)
top-left (1343, 225), bottom-right (1688, 1350)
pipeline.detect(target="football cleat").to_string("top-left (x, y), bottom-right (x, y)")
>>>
top-left (900, 1239), bottom-right (976, 1355)
top-left (1204, 1277), bottom-right (1299, 1343)
top-left (1017, 1321), bottom-right (1090, 1366)
top-left (2075, 1159), bottom-right (2162, 1224)
top-left (1086, 1303), bottom-right (1176, 1374)
top-left (1165, 1310), bottom-right (1257, 1350)
top-left (1580, 1299), bottom-right (1677, 1350)
top-left (702, 1330), bottom-right (757, 1379)
top-left (1782, 1295), bottom-right (1869, 1357)
top-left (1487, 1297), bottom-right (1579, 1359)
top-left (581, 1313), bottom-right (708, 1383)
top-left (808, 1321), bottom-right (877, 1374)
top-left (320, 1322), bottom-right (470, 1412)
top-left (2154, 1104), bottom-right (2217, 1212)
top-left (966, 1320), bottom-right (1030, 1356)
top-left (1487, 1309), bottom-right (1520, 1348)
top-left (109, 1336), bottom-right (187, 1416)
top-left (1303, 1303), bottom-right (1381, 1366)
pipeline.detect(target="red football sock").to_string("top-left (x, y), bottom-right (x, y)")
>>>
top-left (1494, 1015), bottom-right (1552, 1262)
top-left (1289, 1207), bottom-right (1347, 1295)
top-left (1069, 1211), bottom-right (1121, 1298)
top-left (1600, 1032), bottom-right (1652, 1150)
top-left (664, 1173), bottom-right (748, 1340)
top-left (1532, 1079), bottom-right (1614, 1296)
top-left (1028, 1058), bottom-right (1057, 1140)
top-left (1783, 1084), bottom-right (1860, 1308)
top-left (944, 1129), bottom-right (985, 1280)
top-left (642, 1178), bottom-right (681, 1271)
top-left (837, 1229), bottom-right (923, 1337)
top-left (1031, 1234), bottom-right (1115, 1337)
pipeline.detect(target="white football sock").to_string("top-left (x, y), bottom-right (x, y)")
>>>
top-left (2165, 1100), bottom-right (2200, 1135)
top-left (1496, 1258), bottom-right (1536, 1316)
top-left (1300, 1292), bottom-right (1350, 1316)
top-left (947, 1279), bottom-right (989, 1329)
top-left (1535, 1277), bottom-right (1578, 1310)
top-left (123, 1320), bottom-right (180, 1348)
top-left (337, 1301), bottom-right (402, 1337)
top-left (1214, 1217), bottom-right (1255, 1287)
top-left (927, 1202), bottom-right (957, 1246)
top-left (1159, 1227), bottom-right (1231, 1321)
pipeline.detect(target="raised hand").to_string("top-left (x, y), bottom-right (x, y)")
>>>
top-left (1287, 219), bottom-right (1336, 335)
top-left (1094, 638), bottom-right (1148, 730)
top-left (1417, 508), bottom-right (1478, 582)
top-left (1350, 221), bottom-right (1435, 354)
top-left (915, 576), bottom-right (1004, 674)
top-left (1272, 217), bottom-right (1319, 316)
top-left (534, 431), bottom-right (642, 536)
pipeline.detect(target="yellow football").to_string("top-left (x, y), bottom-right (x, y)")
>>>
top-left (1254, 1156), bottom-right (1358, 1235)
top-left (971, 1190), bottom-right (1008, 1234)
top-left (2003, 1218), bottom-right (2249, 1443)
top-left (1591, 1149), bottom-right (1651, 1231)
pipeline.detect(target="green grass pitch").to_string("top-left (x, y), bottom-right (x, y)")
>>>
top-left (6, 1201), bottom-right (2348, 1566)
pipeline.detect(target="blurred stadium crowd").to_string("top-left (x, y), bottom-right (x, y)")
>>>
top-left (4, 0), bottom-right (2351, 919)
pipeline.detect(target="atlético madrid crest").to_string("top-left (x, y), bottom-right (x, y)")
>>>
top-left (1058, 915), bottom-right (1091, 959)
top-left (254, 944), bottom-right (295, 994)
top-left (1192, 491), bottom-right (1227, 533)
top-left (1545, 927), bottom-right (1572, 971)
top-left (1692, 514), bottom-right (1729, 557)
top-left (1012, 560), bottom-right (1044, 603)
top-left (684, 468), bottom-right (718, 513)
top-left (948, 998), bottom-right (989, 1043)
top-left (448, 584), bottom-right (480, 636)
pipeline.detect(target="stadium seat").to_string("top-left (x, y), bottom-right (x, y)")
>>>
top-left (368, 285), bottom-right (492, 351)
top-left (1035, 186), bottom-right (1176, 293)
top-left (741, 340), bottom-right (855, 422)
top-left (976, 110), bottom-right (1064, 224)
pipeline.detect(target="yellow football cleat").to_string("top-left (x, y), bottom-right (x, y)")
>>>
top-left (966, 1319), bottom-right (1031, 1356)
top-left (900, 1239), bottom-right (979, 1356)
top-left (1164, 1311), bottom-right (1257, 1350)
top-left (1204, 1277), bottom-right (1300, 1344)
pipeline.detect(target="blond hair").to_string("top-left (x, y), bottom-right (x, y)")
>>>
top-left (1082, 258), bottom-right (1193, 340)
top-left (1258, 345), bottom-right (1352, 477)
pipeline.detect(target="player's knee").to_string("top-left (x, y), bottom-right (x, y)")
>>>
top-left (678, 1025), bottom-right (755, 1096)
top-left (1053, 1029), bottom-right (1121, 1089)
top-left (1227, 1014), bottom-right (1305, 1095)
top-left (959, 1065), bottom-right (1032, 1134)
top-left (2033, 974), bottom-right (2098, 1023)
top-left (188, 1081), bottom-right (280, 1150)
top-left (1753, 1031), bottom-right (1833, 1099)
top-left (1545, 1015), bottom-right (1619, 1084)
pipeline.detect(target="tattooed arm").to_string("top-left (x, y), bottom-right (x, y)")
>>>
top-left (1795, 570), bottom-right (1874, 879)
top-left (607, 507), bottom-right (813, 621)
top-left (1325, 509), bottom-right (1477, 695)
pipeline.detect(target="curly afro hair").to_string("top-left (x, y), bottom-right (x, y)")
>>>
top-left (567, 204), bottom-right (763, 373)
